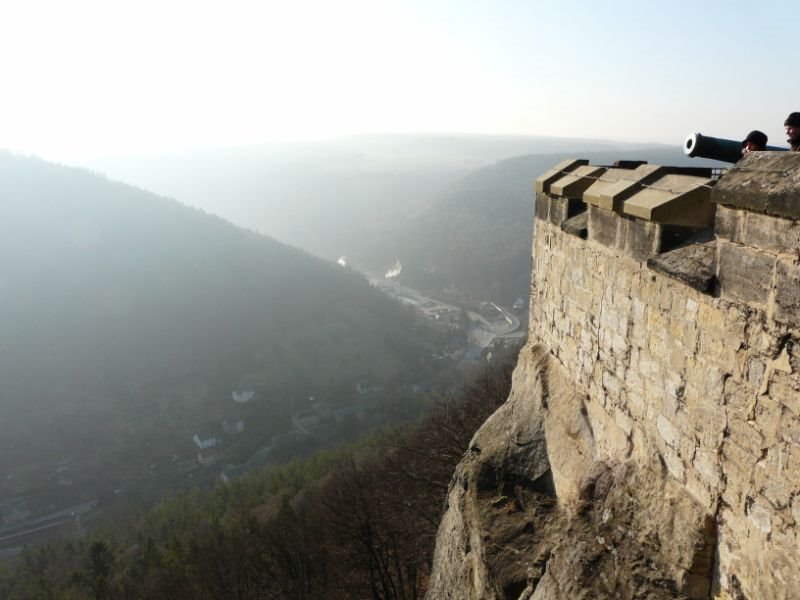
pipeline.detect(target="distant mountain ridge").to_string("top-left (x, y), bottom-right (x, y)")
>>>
top-left (0, 151), bottom-right (432, 475)
top-left (77, 136), bottom-right (709, 306)
top-left (81, 134), bottom-right (669, 261)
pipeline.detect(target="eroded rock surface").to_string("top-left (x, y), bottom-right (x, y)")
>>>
top-left (426, 345), bottom-right (714, 600)
top-left (429, 156), bottom-right (800, 600)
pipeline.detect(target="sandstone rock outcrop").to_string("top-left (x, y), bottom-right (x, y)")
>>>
top-left (427, 345), bottom-right (714, 600)
top-left (427, 153), bottom-right (800, 599)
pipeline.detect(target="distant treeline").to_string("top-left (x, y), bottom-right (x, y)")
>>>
top-left (0, 355), bottom-right (515, 599)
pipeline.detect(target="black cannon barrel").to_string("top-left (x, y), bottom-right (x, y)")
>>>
top-left (684, 132), bottom-right (786, 164)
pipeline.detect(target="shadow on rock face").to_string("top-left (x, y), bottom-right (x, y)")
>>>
top-left (425, 343), bottom-right (716, 600)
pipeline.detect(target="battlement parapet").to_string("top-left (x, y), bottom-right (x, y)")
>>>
top-left (535, 152), bottom-right (800, 327)
top-left (536, 159), bottom-right (716, 261)
top-left (426, 151), bottom-right (800, 600)
top-left (711, 152), bottom-right (800, 324)
top-left (528, 151), bottom-right (800, 597)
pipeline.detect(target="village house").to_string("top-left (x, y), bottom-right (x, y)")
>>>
top-left (231, 389), bottom-right (255, 404)
top-left (197, 447), bottom-right (220, 467)
top-left (192, 430), bottom-right (220, 449)
top-left (222, 416), bottom-right (244, 435)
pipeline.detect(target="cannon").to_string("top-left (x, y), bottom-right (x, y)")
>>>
top-left (683, 132), bottom-right (786, 164)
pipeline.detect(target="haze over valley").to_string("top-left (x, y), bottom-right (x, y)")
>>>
top-left (83, 134), bottom-right (659, 260)
top-left (0, 150), bottom-right (459, 545)
top-left (83, 137), bottom-right (704, 301)
top-left (1, 0), bottom-right (797, 596)
top-left (0, 134), bottom-right (717, 563)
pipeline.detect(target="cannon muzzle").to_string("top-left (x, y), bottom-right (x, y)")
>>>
top-left (684, 132), bottom-right (786, 164)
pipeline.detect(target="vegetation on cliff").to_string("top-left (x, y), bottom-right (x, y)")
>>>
top-left (0, 356), bottom-right (515, 599)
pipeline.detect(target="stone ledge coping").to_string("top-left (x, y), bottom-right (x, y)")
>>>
top-left (561, 212), bottom-right (588, 238)
top-left (646, 239), bottom-right (716, 293)
top-left (535, 159), bottom-right (588, 194)
top-left (550, 165), bottom-right (607, 199)
top-left (584, 165), bottom-right (715, 216)
top-left (711, 151), bottom-right (800, 220)
top-left (536, 159), bottom-right (716, 227)
top-left (623, 173), bottom-right (715, 227)
top-left (583, 164), bottom-right (665, 211)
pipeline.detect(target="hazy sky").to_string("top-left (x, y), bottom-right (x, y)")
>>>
top-left (2, 0), bottom-right (798, 162)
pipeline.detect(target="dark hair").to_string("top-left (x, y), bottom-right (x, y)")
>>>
top-left (742, 130), bottom-right (768, 149)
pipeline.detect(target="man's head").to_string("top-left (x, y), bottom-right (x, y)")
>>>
top-left (785, 112), bottom-right (800, 147)
top-left (742, 130), bottom-right (768, 154)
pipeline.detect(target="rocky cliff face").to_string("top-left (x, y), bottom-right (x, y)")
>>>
top-left (426, 345), bottom-right (714, 600)
top-left (426, 153), bottom-right (800, 600)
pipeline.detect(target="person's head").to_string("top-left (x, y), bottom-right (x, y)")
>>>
top-left (784, 112), bottom-right (800, 146)
top-left (742, 130), bottom-right (768, 154)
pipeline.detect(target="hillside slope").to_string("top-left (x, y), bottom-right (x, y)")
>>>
top-left (0, 151), bottom-right (436, 493)
top-left (85, 134), bottom-right (659, 261)
top-left (378, 148), bottom-right (718, 303)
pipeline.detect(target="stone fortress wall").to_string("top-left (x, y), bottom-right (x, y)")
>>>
top-left (530, 152), bottom-right (800, 599)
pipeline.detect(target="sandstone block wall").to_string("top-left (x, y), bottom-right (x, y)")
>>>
top-left (528, 153), bottom-right (800, 599)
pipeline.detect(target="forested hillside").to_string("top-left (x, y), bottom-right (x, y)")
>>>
top-left (0, 356), bottom-right (515, 599)
top-left (0, 151), bottom-right (449, 524)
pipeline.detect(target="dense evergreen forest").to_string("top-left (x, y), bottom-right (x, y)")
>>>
top-left (0, 356), bottom-right (515, 599)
